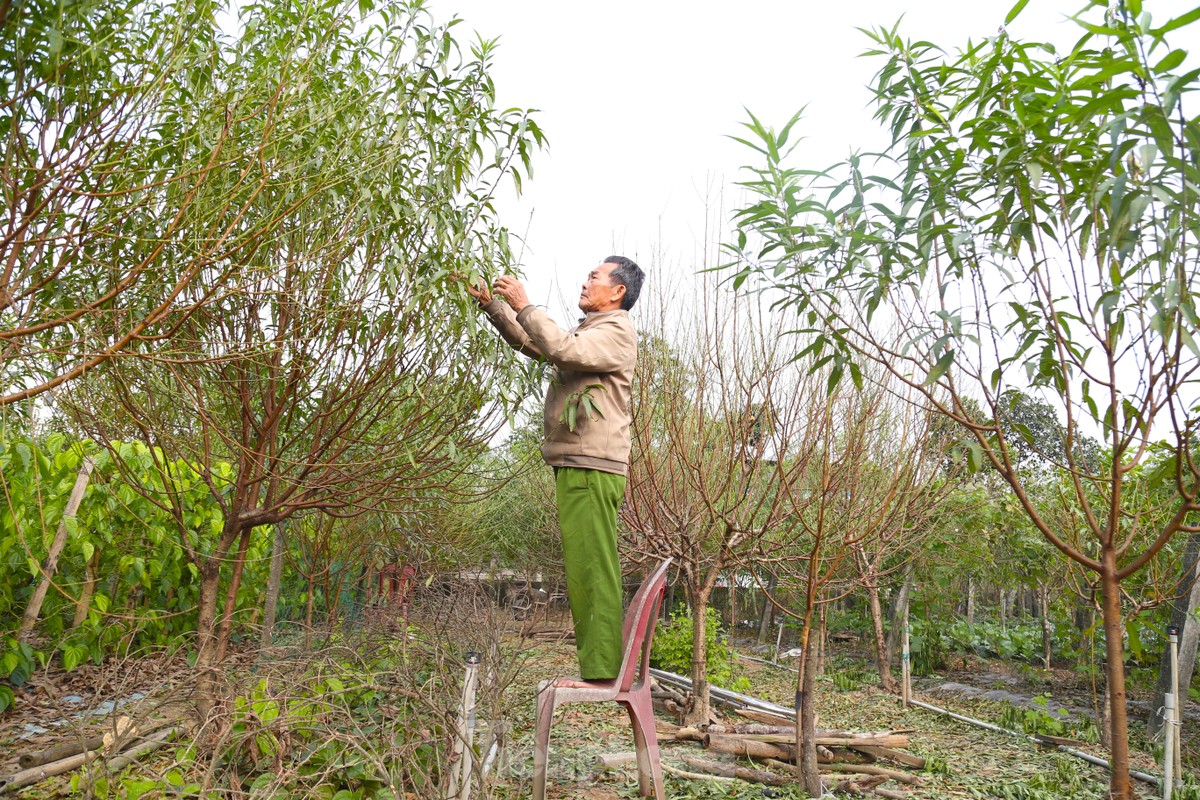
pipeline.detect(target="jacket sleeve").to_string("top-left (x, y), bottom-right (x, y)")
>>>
top-left (481, 298), bottom-right (544, 361)
top-left (516, 306), bottom-right (636, 372)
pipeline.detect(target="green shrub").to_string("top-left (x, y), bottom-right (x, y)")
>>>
top-left (909, 619), bottom-right (948, 675)
top-left (997, 695), bottom-right (1098, 742)
top-left (651, 606), bottom-right (749, 693)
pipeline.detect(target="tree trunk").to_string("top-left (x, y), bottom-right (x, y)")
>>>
top-left (1039, 583), bottom-right (1051, 670)
top-left (729, 572), bottom-right (737, 636)
top-left (1099, 559), bottom-right (1132, 800)
top-left (194, 561), bottom-right (225, 719)
top-left (865, 580), bottom-right (898, 693)
top-left (685, 592), bottom-right (712, 726)
top-left (966, 576), bottom-right (975, 625)
top-left (1149, 530), bottom-right (1200, 739)
top-left (215, 526), bottom-right (253, 663)
top-left (795, 629), bottom-right (822, 797)
top-left (19, 457), bottom-right (95, 641)
top-left (260, 522), bottom-right (286, 649)
top-left (815, 601), bottom-right (826, 677)
top-left (757, 573), bottom-right (778, 645)
top-left (305, 569), bottom-right (316, 651)
top-left (70, 547), bottom-right (101, 629)
top-left (999, 586), bottom-right (1008, 633)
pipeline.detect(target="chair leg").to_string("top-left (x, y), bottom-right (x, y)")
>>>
top-left (624, 693), bottom-right (665, 800)
top-left (532, 682), bottom-right (557, 800)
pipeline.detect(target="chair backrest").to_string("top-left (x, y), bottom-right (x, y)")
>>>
top-left (616, 558), bottom-right (673, 693)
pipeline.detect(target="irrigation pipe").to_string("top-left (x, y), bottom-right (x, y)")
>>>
top-left (907, 698), bottom-right (1162, 788)
top-left (650, 668), bottom-right (797, 718)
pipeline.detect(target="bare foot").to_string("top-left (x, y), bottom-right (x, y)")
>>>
top-left (554, 677), bottom-right (615, 688)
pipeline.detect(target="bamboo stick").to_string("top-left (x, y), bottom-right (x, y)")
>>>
top-left (595, 752), bottom-right (639, 768)
top-left (848, 745), bottom-right (924, 768)
top-left (702, 734), bottom-right (792, 761)
top-left (104, 727), bottom-right (182, 772)
top-left (833, 774), bottom-right (887, 794)
top-left (735, 707), bottom-right (794, 725)
top-left (704, 731), bottom-right (910, 749)
top-left (18, 737), bottom-right (105, 770)
top-left (680, 755), bottom-right (790, 787)
top-left (824, 762), bottom-right (922, 785)
top-left (19, 457), bottom-right (96, 642)
top-left (0, 748), bottom-right (102, 794)
top-left (662, 763), bottom-right (734, 783)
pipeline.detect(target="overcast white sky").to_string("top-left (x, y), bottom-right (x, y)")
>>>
top-left (428, 0), bottom-right (1199, 319)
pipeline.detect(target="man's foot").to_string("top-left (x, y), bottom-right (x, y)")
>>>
top-left (555, 677), bottom-right (616, 688)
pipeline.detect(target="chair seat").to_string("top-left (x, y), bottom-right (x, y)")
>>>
top-left (532, 558), bottom-right (672, 800)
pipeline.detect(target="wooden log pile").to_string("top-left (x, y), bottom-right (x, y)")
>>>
top-left (0, 716), bottom-right (184, 795)
top-left (646, 720), bottom-right (926, 798)
top-left (643, 669), bottom-right (930, 799)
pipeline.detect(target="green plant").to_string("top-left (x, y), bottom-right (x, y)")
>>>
top-left (830, 670), bottom-right (858, 692)
top-left (999, 697), bottom-right (1070, 738)
top-left (923, 755), bottom-right (951, 776)
top-left (996, 695), bottom-right (1098, 743)
top-left (651, 606), bottom-right (750, 693)
top-left (909, 618), bottom-right (948, 676)
top-left (1170, 783), bottom-right (1200, 800)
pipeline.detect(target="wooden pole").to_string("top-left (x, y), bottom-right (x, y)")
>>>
top-left (1171, 633), bottom-right (1180, 796)
top-left (1170, 627), bottom-right (1181, 788)
top-left (446, 652), bottom-right (480, 800)
top-left (19, 456), bottom-right (95, 642)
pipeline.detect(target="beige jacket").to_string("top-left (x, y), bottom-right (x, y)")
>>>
top-left (482, 298), bottom-right (637, 475)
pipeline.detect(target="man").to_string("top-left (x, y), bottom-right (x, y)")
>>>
top-left (470, 257), bottom-right (644, 681)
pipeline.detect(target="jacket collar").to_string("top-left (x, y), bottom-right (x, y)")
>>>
top-left (578, 309), bottom-right (629, 324)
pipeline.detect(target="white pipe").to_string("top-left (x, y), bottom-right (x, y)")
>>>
top-left (480, 739), bottom-right (500, 777)
top-left (651, 667), bottom-right (796, 718)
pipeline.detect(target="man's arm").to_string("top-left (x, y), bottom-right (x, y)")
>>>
top-left (516, 305), bottom-right (635, 372)
top-left (465, 278), bottom-right (543, 359)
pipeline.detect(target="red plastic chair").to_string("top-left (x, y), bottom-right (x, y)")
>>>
top-left (532, 558), bottom-right (673, 800)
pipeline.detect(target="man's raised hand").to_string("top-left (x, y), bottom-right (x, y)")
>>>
top-left (492, 275), bottom-right (530, 313)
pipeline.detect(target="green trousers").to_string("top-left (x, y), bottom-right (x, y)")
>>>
top-left (555, 467), bottom-right (626, 680)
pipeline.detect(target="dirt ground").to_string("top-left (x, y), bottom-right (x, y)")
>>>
top-left (0, 630), bottom-right (1183, 799)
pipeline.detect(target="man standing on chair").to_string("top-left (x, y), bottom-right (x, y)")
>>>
top-left (469, 257), bottom-right (643, 681)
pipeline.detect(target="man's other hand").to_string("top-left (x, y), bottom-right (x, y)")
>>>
top-left (458, 273), bottom-right (492, 306)
top-left (493, 275), bottom-right (530, 313)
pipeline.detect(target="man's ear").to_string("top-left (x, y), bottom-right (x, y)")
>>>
top-left (613, 284), bottom-right (627, 304)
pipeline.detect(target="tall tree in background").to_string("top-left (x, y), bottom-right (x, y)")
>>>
top-left (65, 0), bottom-right (543, 716)
top-left (744, 372), bottom-right (951, 795)
top-left (3, 0), bottom-right (269, 406)
top-left (623, 276), bottom-right (828, 726)
top-left (729, 3), bottom-right (1200, 795)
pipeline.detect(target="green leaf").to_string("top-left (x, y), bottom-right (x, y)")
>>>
top-left (1005, 0), bottom-right (1031, 25)
top-left (1153, 6), bottom-right (1200, 35)
top-left (1154, 49), bottom-right (1187, 74)
top-left (924, 351), bottom-right (955, 386)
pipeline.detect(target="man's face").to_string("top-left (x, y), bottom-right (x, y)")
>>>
top-left (578, 262), bottom-right (625, 313)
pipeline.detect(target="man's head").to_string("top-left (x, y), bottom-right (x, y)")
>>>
top-left (578, 256), bottom-right (644, 313)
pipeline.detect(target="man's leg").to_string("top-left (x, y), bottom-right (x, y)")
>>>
top-left (556, 467), bottom-right (625, 680)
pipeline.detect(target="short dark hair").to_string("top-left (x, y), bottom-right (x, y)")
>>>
top-left (604, 255), bottom-right (644, 311)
